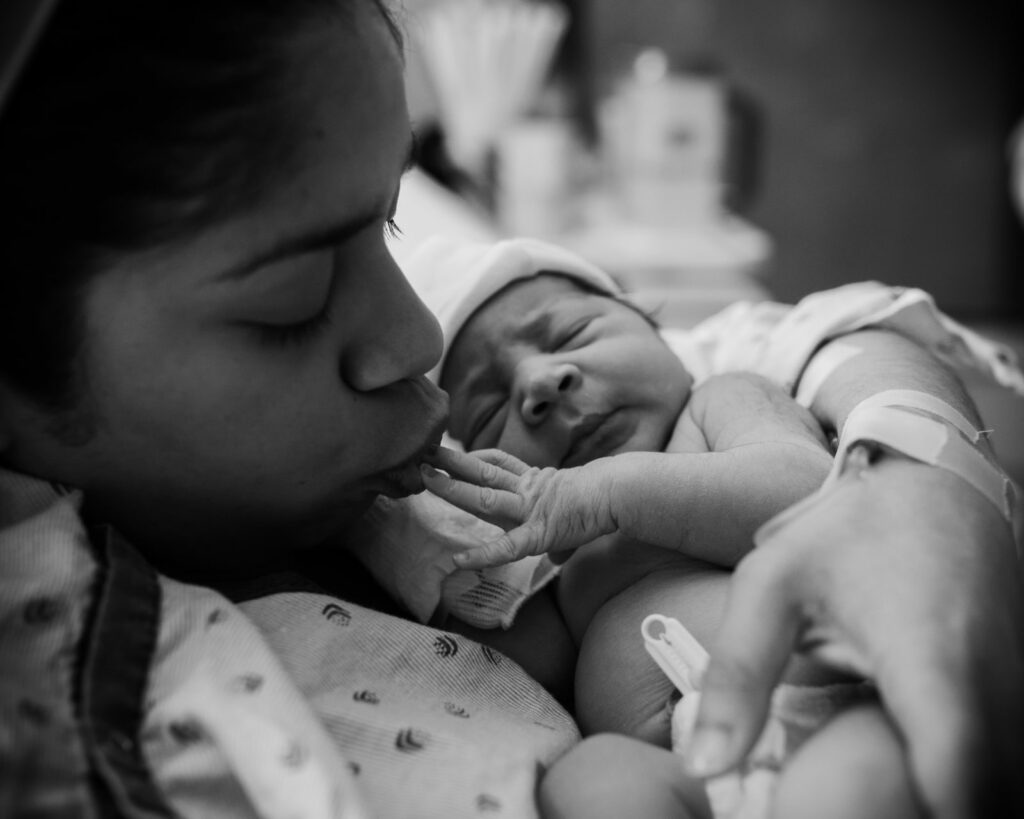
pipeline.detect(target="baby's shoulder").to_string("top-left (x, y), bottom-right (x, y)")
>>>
top-left (689, 371), bottom-right (791, 415)
top-left (682, 372), bottom-right (826, 453)
top-left (664, 374), bottom-right (777, 453)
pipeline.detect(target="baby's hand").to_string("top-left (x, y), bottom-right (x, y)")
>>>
top-left (421, 446), bottom-right (617, 569)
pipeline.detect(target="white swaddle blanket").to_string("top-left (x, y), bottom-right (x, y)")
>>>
top-left (352, 235), bottom-right (1024, 629)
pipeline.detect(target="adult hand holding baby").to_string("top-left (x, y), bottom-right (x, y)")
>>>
top-left (422, 445), bottom-right (619, 568)
top-left (686, 453), bottom-right (1024, 819)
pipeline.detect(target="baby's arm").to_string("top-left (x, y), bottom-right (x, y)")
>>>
top-left (671, 372), bottom-right (827, 456)
top-left (423, 373), bottom-right (832, 569)
top-left (626, 372), bottom-right (833, 564)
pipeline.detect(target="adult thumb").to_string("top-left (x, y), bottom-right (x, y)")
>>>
top-left (682, 557), bottom-right (800, 777)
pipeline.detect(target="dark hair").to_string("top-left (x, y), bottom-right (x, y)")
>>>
top-left (0, 0), bottom-right (399, 408)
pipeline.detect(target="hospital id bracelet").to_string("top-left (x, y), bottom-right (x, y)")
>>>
top-left (830, 390), bottom-right (1015, 522)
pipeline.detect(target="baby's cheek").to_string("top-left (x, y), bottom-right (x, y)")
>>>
top-left (497, 426), bottom-right (559, 469)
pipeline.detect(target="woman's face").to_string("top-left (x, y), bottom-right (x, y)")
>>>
top-left (0, 8), bottom-right (448, 576)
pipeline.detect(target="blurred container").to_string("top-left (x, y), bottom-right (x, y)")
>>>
top-left (599, 48), bottom-right (728, 228)
top-left (494, 115), bottom-right (580, 238)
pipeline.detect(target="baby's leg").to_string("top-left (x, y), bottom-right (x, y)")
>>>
top-left (565, 542), bottom-right (851, 744)
top-left (540, 734), bottom-right (710, 819)
top-left (772, 702), bottom-right (921, 819)
top-left (570, 559), bottom-right (727, 743)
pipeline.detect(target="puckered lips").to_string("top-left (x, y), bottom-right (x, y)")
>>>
top-left (377, 396), bottom-right (448, 498)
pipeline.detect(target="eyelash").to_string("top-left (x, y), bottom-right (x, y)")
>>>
top-left (255, 304), bottom-right (333, 347)
top-left (555, 319), bottom-right (591, 350)
top-left (384, 218), bottom-right (403, 240)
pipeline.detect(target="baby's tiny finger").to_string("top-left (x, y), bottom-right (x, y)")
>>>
top-left (420, 464), bottom-right (521, 527)
top-left (453, 534), bottom-right (524, 569)
top-left (422, 445), bottom-right (468, 470)
top-left (472, 448), bottom-right (529, 476)
top-left (431, 447), bottom-right (520, 492)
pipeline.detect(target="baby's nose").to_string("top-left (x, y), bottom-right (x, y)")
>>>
top-left (519, 360), bottom-right (581, 424)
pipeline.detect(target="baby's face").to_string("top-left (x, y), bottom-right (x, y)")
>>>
top-left (441, 274), bottom-right (692, 467)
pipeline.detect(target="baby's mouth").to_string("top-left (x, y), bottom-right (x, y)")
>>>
top-left (563, 410), bottom-right (625, 467)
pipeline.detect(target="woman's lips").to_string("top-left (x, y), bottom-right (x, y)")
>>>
top-left (377, 403), bottom-right (449, 498)
top-left (562, 410), bottom-right (634, 467)
top-left (378, 460), bottom-right (428, 497)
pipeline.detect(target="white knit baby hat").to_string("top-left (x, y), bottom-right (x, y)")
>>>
top-left (401, 235), bottom-right (624, 384)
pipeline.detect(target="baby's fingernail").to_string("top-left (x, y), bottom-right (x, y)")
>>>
top-left (685, 726), bottom-right (733, 776)
top-left (420, 463), bottom-right (438, 478)
top-left (452, 552), bottom-right (469, 568)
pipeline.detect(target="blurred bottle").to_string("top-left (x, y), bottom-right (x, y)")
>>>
top-left (599, 48), bottom-right (729, 228)
top-left (494, 83), bottom-right (583, 239)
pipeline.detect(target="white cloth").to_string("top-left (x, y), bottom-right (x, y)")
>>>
top-left (347, 492), bottom-right (560, 629)
top-left (661, 281), bottom-right (1024, 398)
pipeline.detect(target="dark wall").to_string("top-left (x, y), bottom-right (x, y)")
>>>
top-left (584, 0), bottom-right (1024, 318)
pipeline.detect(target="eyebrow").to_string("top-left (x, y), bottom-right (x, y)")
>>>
top-left (217, 132), bottom-right (417, 281)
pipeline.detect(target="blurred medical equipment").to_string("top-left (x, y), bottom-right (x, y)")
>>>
top-left (412, 0), bottom-right (568, 182)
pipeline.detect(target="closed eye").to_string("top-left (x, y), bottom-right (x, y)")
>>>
top-left (253, 303), bottom-right (333, 347)
top-left (554, 318), bottom-right (592, 350)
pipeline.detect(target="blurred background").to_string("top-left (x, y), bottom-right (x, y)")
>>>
top-left (391, 0), bottom-right (1024, 480)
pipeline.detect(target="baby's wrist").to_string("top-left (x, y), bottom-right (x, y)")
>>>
top-left (596, 451), bottom-right (652, 538)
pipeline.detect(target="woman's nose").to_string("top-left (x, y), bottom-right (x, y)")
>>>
top-left (518, 358), bottom-right (581, 424)
top-left (340, 254), bottom-right (444, 391)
